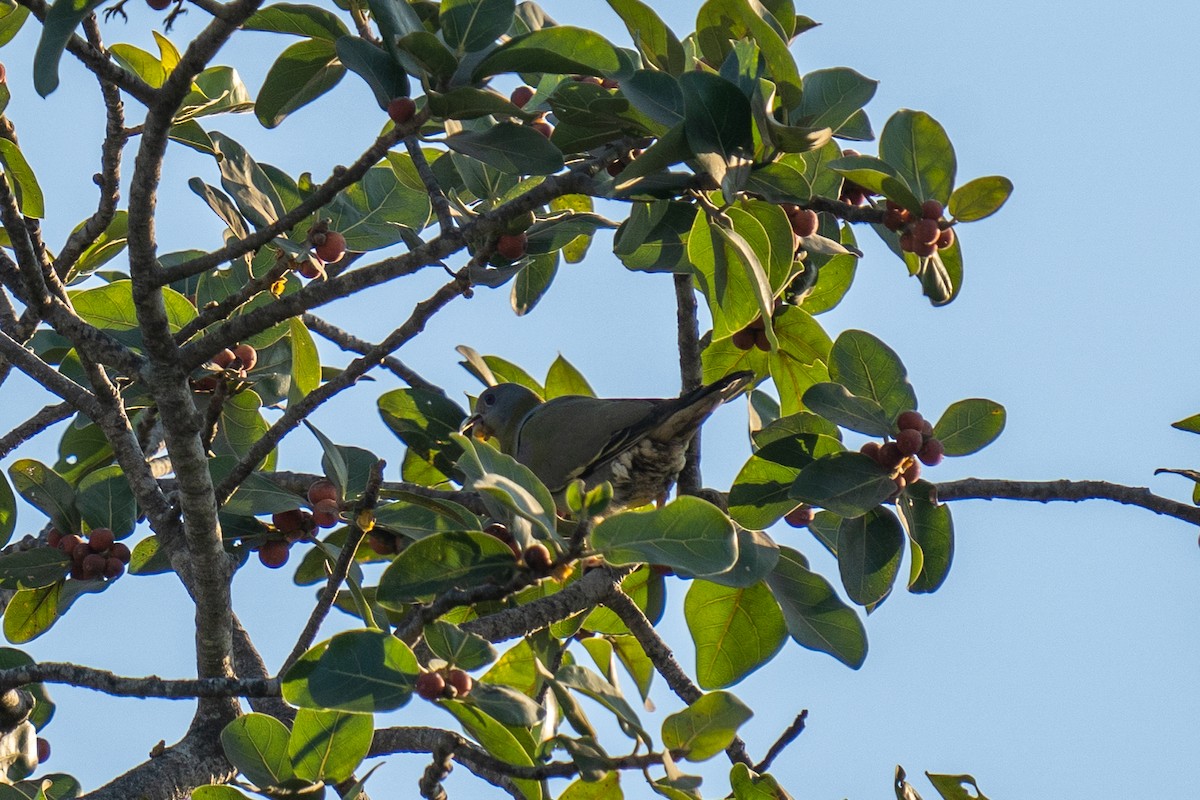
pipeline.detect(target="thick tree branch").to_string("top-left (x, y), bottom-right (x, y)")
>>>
top-left (674, 272), bottom-right (703, 495)
top-left (933, 478), bottom-right (1200, 526)
top-left (0, 663), bottom-right (277, 699)
top-left (0, 330), bottom-right (102, 417)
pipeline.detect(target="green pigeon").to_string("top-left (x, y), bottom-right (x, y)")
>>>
top-left (462, 371), bottom-right (755, 510)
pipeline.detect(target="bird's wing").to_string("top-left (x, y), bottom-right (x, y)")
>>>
top-left (514, 396), bottom-right (660, 491)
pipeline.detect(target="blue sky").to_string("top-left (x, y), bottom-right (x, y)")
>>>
top-left (0, 1), bottom-right (1198, 798)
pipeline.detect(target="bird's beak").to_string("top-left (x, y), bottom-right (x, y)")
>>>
top-left (460, 413), bottom-right (491, 440)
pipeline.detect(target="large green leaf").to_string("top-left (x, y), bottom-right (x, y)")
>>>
top-left (828, 329), bottom-right (917, 420)
top-left (33, 0), bottom-right (103, 96)
top-left (728, 433), bottom-right (842, 529)
top-left (244, 3), bottom-right (349, 39)
top-left (220, 714), bottom-right (293, 789)
top-left (324, 164), bottom-right (431, 250)
top-left (897, 479), bottom-right (954, 594)
top-left (255, 38), bottom-right (345, 128)
top-left (335, 35), bottom-right (411, 109)
top-left (694, 0), bottom-right (801, 108)
top-left (0, 139), bottom-right (44, 218)
top-left (70, 280), bottom-right (196, 333)
top-left (661, 690), bottom-right (752, 762)
top-left (826, 153), bottom-right (921, 213)
top-left (794, 67), bottom-right (877, 133)
top-left (444, 122), bottom-right (564, 175)
top-left (765, 547), bottom-right (866, 667)
top-left (0, 473), bottom-right (15, 549)
top-left (933, 399), bottom-right (1006, 456)
top-left (209, 132), bottom-right (288, 229)
top-left (679, 71), bottom-right (753, 180)
top-left (288, 708), bottom-right (373, 783)
top-left (613, 200), bottom-right (696, 273)
top-left (454, 434), bottom-right (558, 543)
top-left (926, 772), bottom-right (992, 800)
top-left (376, 531), bottom-right (519, 606)
top-left (442, 702), bottom-right (544, 800)
top-left (282, 629), bottom-right (418, 712)
top-left (473, 26), bottom-right (626, 80)
top-left (801, 382), bottom-right (892, 437)
top-left (836, 506), bottom-right (904, 606)
top-left (440, 0), bottom-right (514, 53)
top-left (511, 252), bottom-right (557, 316)
top-left (790, 452), bottom-right (895, 519)
top-left (686, 580), bottom-right (786, 689)
top-left (606, 0), bottom-right (685, 74)
top-left (75, 466), bottom-right (137, 538)
top-left (3, 583), bottom-right (62, 644)
top-left (377, 387), bottom-right (466, 479)
top-left (949, 175), bottom-right (1013, 222)
top-left (879, 110), bottom-right (956, 204)
top-left (8, 460), bottom-right (76, 535)
top-left (592, 497), bottom-right (737, 576)
top-left (0, 549), bottom-right (69, 590)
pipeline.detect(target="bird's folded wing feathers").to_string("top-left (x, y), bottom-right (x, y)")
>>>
top-left (514, 396), bottom-right (659, 492)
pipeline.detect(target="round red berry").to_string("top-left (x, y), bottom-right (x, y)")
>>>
top-left (314, 230), bottom-right (347, 264)
top-left (920, 200), bottom-right (944, 220)
top-left (258, 540), bottom-right (291, 569)
top-left (415, 671), bottom-right (446, 701)
top-left (496, 232), bottom-right (528, 261)
top-left (308, 479), bottom-right (338, 505)
top-left (446, 669), bottom-right (473, 697)
top-left (896, 411), bottom-right (924, 432)
top-left (509, 86), bottom-right (534, 107)
top-left (917, 438), bottom-right (945, 466)
top-left (783, 505), bottom-right (815, 528)
top-left (896, 428), bottom-right (924, 456)
top-left (387, 96), bottom-right (416, 125)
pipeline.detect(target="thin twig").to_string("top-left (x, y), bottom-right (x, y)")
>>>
top-left (754, 710), bottom-right (807, 773)
top-left (406, 137), bottom-right (456, 234)
top-left (933, 478), bottom-right (1200, 526)
top-left (302, 313), bottom-right (445, 393)
top-left (674, 272), bottom-right (703, 495)
top-left (0, 402), bottom-right (74, 459)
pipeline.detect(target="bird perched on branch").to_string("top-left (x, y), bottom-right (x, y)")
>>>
top-left (461, 371), bottom-right (755, 511)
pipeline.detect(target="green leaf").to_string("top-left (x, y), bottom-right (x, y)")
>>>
top-left (729, 763), bottom-right (790, 800)
top-left (801, 223), bottom-right (858, 315)
top-left (336, 35), bottom-right (410, 109)
top-left (466, 681), bottom-right (545, 727)
top-left (679, 70), bottom-right (753, 169)
top-left (441, 702), bottom-right (544, 800)
top-left (220, 713), bottom-right (293, 788)
top-left (255, 38), bottom-right (345, 128)
top-left (613, 200), bottom-right (696, 273)
top-left (244, 3), bottom-right (349, 39)
top-left (444, 122), bottom-right (564, 175)
top-left (377, 387), bottom-right (466, 479)
top-left (544, 355), bottom-right (595, 399)
top-left (0, 5), bottom-right (29, 49)
top-left (0, 549), bottom-right (69, 590)
top-left (752, 410), bottom-right (842, 448)
top-left (556, 663), bottom-right (650, 743)
top-left (694, 0), bottom-right (801, 108)
top-left (324, 163), bottom-right (431, 250)
top-left (75, 466), bottom-right (137, 537)
top-left (897, 480), bottom-right (954, 594)
top-left (68, 210), bottom-right (130, 282)
top-left (395, 30), bottom-right (459, 82)
top-left (728, 433), bottom-right (842, 529)
top-left (765, 546), bottom-right (866, 667)
top-left (129, 536), bottom-right (174, 576)
top-left (606, 0), bottom-right (684, 74)
top-left (454, 434), bottom-right (558, 543)
top-left (560, 771), bottom-right (622, 800)
top-left (0, 139), bottom-right (45, 218)
top-left (836, 506), bottom-right (904, 606)
top-left (794, 67), bottom-right (878, 133)
top-left (376, 531), bottom-right (519, 606)
top-left (288, 708), bottom-right (372, 783)
top-left (827, 153), bottom-right (921, 213)
top-left (211, 391), bottom-right (273, 470)
top-left (926, 773), bottom-right (991, 800)
top-left (191, 786), bottom-right (253, 800)
top-left (791, 451), bottom-right (895, 518)
top-left (686, 580), bottom-right (786, 689)
top-left (879, 110), bottom-right (956, 204)
top-left (8, 460), bottom-right (76, 535)
top-left (440, 0), bottom-right (514, 53)
top-left (4, 583), bottom-right (62, 644)
top-left (949, 175), bottom-right (1012, 222)
top-left (592, 496), bottom-right (737, 576)
top-left (768, 306), bottom-right (833, 416)
top-left (661, 690), bottom-right (752, 762)
top-left (33, 0), bottom-right (103, 96)
top-left (282, 629), bottom-right (418, 712)
top-left (221, 471), bottom-right (305, 517)
top-left (0, 473), bottom-right (15, 549)
top-left (801, 382), bottom-right (892, 437)
top-left (424, 620), bottom-right (498, 670)
top-left (209, 132), bottom-right (287, 229)
top-left (511, 252), bottom-right (558, 316)
top-left (473, 26), bottom-right (626, 81)
top-left (933, 399), bottom-right (1006, 456)
top-left (428, 87), bottom-right (528, 121)
top-left (829, 329), bottom-right (917, 420)
top-left (71, 280), bottom-right (196, 333)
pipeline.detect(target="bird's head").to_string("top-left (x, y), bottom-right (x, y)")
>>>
top-left (460, 383), bottom-right (543, 454)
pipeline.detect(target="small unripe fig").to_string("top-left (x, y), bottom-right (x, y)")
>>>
top-left (147, 0), bottom-right (171, 9)
top-left (103, 557), bottom-right (125, 580)
top-left (753, 330), bottom-right (771, 352)
top-left (496, 232), bottom-right (529, 260)
top-left (88, 527), bottom-right (115, 552)
top-left (788, 208), bottom-right (819, 238)
top-left (446, 669), bottom-right (473, 697)
top-left (878, 442), bottom-right (904, 469)
top-left (523, 542), bottom-right (553, 573)
top-left (273, 509), bottom-right (305, 534)
top-left (731, 328), bottom-right (756, 350)
top-left (82, 553), bottom-right (106, 578)
top-left (73, 543), bottom-right (91, 564)
top-left (920, 199), bottom-right (944, 220)
top-left (297, 259), bottom-right (324, 280)
top-left (387, 96), bottom-right (416, 125)
top-left (47, 528), bottom-right (62, 548)
top-left (914, 218), bottom-right (940, 246)
top-left (860, 441), bottom-right (882, 462)
top-left (314, 230), bottom-right (347, 264)
top-left (111, 542), bottom-right (132, 564)
top-left (913, 239), bottom-right (937, 258)
top-left (509, 86), bottom-right (534, 107)
top-left (528, 119), bottom-right (554, 138)
top-left (59, 533), bottom-right (82, 553)
top-left (367, 533), bottom-right (398, 556)
top-left (308, 479), bottom-right (339, 505)
top-left (902, 459), bottom-right (922, 484)
top-left (233, 344), bottom-right (258, 371)
top-left (918, 438), bottom-right (945, 466)
top-left (36, 738), bottom-right (49, 764)
top-left (313, 498), bottom-right (340, 528)
top-left (896, 428), bottom-right (924, 456)
top-left (937, 227), bottom-right (955, 249)
top-left (415, 671), bottom-right (446, 701)
top-left (899, 232), bottom-right (915, 253)
top-left (896, 411), bottom-right (924, 432)
top-left (783, 504), bottom-right (815, 528)
top-left (258, 540), bottom-right (290, 568)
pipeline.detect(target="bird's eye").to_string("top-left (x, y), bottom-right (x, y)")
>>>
top-left (484, 393), bottom-right (496, 406)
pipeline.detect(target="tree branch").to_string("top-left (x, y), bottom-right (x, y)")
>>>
top-left (406, 137), bottom-right (455, 235)
top-left (0, 402), bottom-right (74, 459)
top-left (933, 478), bottom-right (1200, 526)
top-left (302, 313), bottom-right (445, 393)
top-left (0, 662), bottom-right (277, 699)
top-left (754, 710), bottom-right (807, 773)
top-left (674, 272), bottom-right (703, 495)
